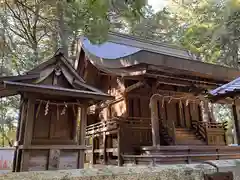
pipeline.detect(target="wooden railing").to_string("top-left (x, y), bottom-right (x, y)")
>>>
top-left (192, 120), bottom-right (207, 141)
top-left (160, 119), bottom-right (176, 145)
top-left (86, 117), bottom-right (152, 137)
top-left (122, 145), bottom-right (240, 165)
top-left (86, 118), bottom-right (120, 137)
top-left (192, 120), bottom-right (227, 145)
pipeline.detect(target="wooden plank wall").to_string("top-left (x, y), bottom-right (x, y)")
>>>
top-left (20, 101), bottom-right (80, 171)
top-left (125, 86), bottom-right (152, 151)
top-left (32, 104), bottom-right (76, 143)
top-left (98, 76), bottom-right (126, 121)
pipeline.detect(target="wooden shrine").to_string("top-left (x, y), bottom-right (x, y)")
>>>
top-left (0, 50), bottom-right (112, 171)
top-left (76, 32), bottom-right (240, 166)
top-left (210, 77), bottom-right (240, 146)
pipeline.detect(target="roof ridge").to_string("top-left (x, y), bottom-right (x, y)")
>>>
top-left (107, 31), bottom-right (196, 60)
top-left (108, 31), bottom-right (187, 52)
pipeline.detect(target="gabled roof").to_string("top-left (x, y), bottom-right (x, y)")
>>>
top-left (28, 49), bottom-right (84, 83)
top-left (210, 77), bottom-right (240, 97)
top-left (0, 50), bottom-right (112, 102)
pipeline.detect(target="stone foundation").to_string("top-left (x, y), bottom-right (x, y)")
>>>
top-left (1, 160), bottom-right (240, 180)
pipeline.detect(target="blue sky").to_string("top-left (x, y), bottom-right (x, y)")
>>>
top-left (148, 0), bottom-right (168, 12)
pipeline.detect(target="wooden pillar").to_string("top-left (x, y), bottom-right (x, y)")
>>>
top-left (178, 101), bottom-right (185, 127)
top-left (15, 99), bottom-right (27, 172)
top-left (13, 98), bottom-right (23, 172)
top-left (208, 102), bottom-right (216, 122)
top-left (91, 134), bottom-right (96, 165)
top-left (103, 132), bottom-right (107, 165)
top-left (20, 96), bottom-right (35, 171)
top-left (107, 134), bottom-right (113, 160)
top-left (78, 105), bottom-right (87, 169)
top-left (200, 100), bottom-right (210, 122)
top-left (232, 103), bottom-right (240, 145)
top-left (150, 95), bottom-right (160, 147)
top-left (117, 125), bottom-right (123, 166)
top-left (232, 121), bottom-right (238, 144)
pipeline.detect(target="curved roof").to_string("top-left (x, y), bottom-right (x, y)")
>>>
top-left (79, 32), bottom-right (240, 82)
top-left (80, 32), bottom-right (196, 61)
top-left (80, 37), bottom-right (141, 59)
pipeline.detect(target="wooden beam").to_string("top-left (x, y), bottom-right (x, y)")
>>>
top-left (200, 100), bottom-right (210, 122)
top-left (18, 145), bottom-right (86, 150)
top-left (117, 126), bottom-right (123, 166)
top-left (13, 98), bottom-right (23, 172)
top-left (146, 72), bottom-right (219, 87)
top-left (232, 104), bottom-right (240, 145)
top-left (91, 135), bottom-right (96, 165)
top-left (20, 96), bottom-right (35, 171)
top-left (15, 99), bottom-right (27, 172)
top-left (150, 95), bottom-right (160, 147)
top-left (124, 81), bottom-right (145, 93)
top-left (103, 132), bottom-right (107, 165)
top-left (78, 105), bottom-right (87, 169)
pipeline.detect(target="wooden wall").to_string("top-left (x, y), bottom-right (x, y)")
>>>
top-left (16, 98), bottom-right (81, 172)
top-left (32, 103), bottom-right (77, 144)
top-left (98, 76), bottom-right (127, 121)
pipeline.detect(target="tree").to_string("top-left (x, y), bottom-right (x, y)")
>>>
top-left (0, 0), bottom-right (149, 146)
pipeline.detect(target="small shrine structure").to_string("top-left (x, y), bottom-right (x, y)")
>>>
top-left (210, 77), bottom-right (240, 145)
top-left (0, 50), bottom-right (112, 172)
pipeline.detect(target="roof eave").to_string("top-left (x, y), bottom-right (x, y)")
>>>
top-left (3, 81), bottom-right (113, 101)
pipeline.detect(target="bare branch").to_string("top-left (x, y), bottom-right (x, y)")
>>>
top-left (5, 0), bottom-right (34, 46)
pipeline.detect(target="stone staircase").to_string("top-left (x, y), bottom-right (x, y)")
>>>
top-left (175, 128), bottom-right (205, 145)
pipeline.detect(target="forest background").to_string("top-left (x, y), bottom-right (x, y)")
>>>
top-left (0, 0), bottom-right (239, 146)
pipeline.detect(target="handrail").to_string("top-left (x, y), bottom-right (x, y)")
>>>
top-left (192, 120), bottom-right (227, 145)
top-left (192, 120), bottom-right (207, 143)
top-left (160, 119), bottom-right (176, 145)
top-left (86, 116), bottom-right (153, 136)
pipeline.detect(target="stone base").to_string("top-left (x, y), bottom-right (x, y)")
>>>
top-left (1, 160), bottom-right (240, 180)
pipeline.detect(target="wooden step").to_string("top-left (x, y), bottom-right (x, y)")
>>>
top-left (174, 128), bottom-right (205, 145)
top-left (176, 141), bottom-right (205, 145)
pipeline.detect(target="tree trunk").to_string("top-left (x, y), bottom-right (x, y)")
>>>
top-left (56, 1), bottom-right (68, 57)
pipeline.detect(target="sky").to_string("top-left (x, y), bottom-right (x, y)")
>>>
top-left (148, 0), bottom-right (168, 12)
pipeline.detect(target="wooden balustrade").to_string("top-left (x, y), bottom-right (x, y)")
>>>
top-left (122, 145), bottom-right (240, 165)
top-left (86, 117), bottom-right (152, 137)
top-left (86, 118), bottom-right (120, 137)
top-left (192, 120), bottom-right (227, 145)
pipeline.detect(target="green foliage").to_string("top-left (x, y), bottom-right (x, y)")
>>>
top-left (130, 0), bottom-right (240, 67)
top-left (0, 0), bottom-right (240, 146)
top-left (0, 0), bottom-right (148, 146)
